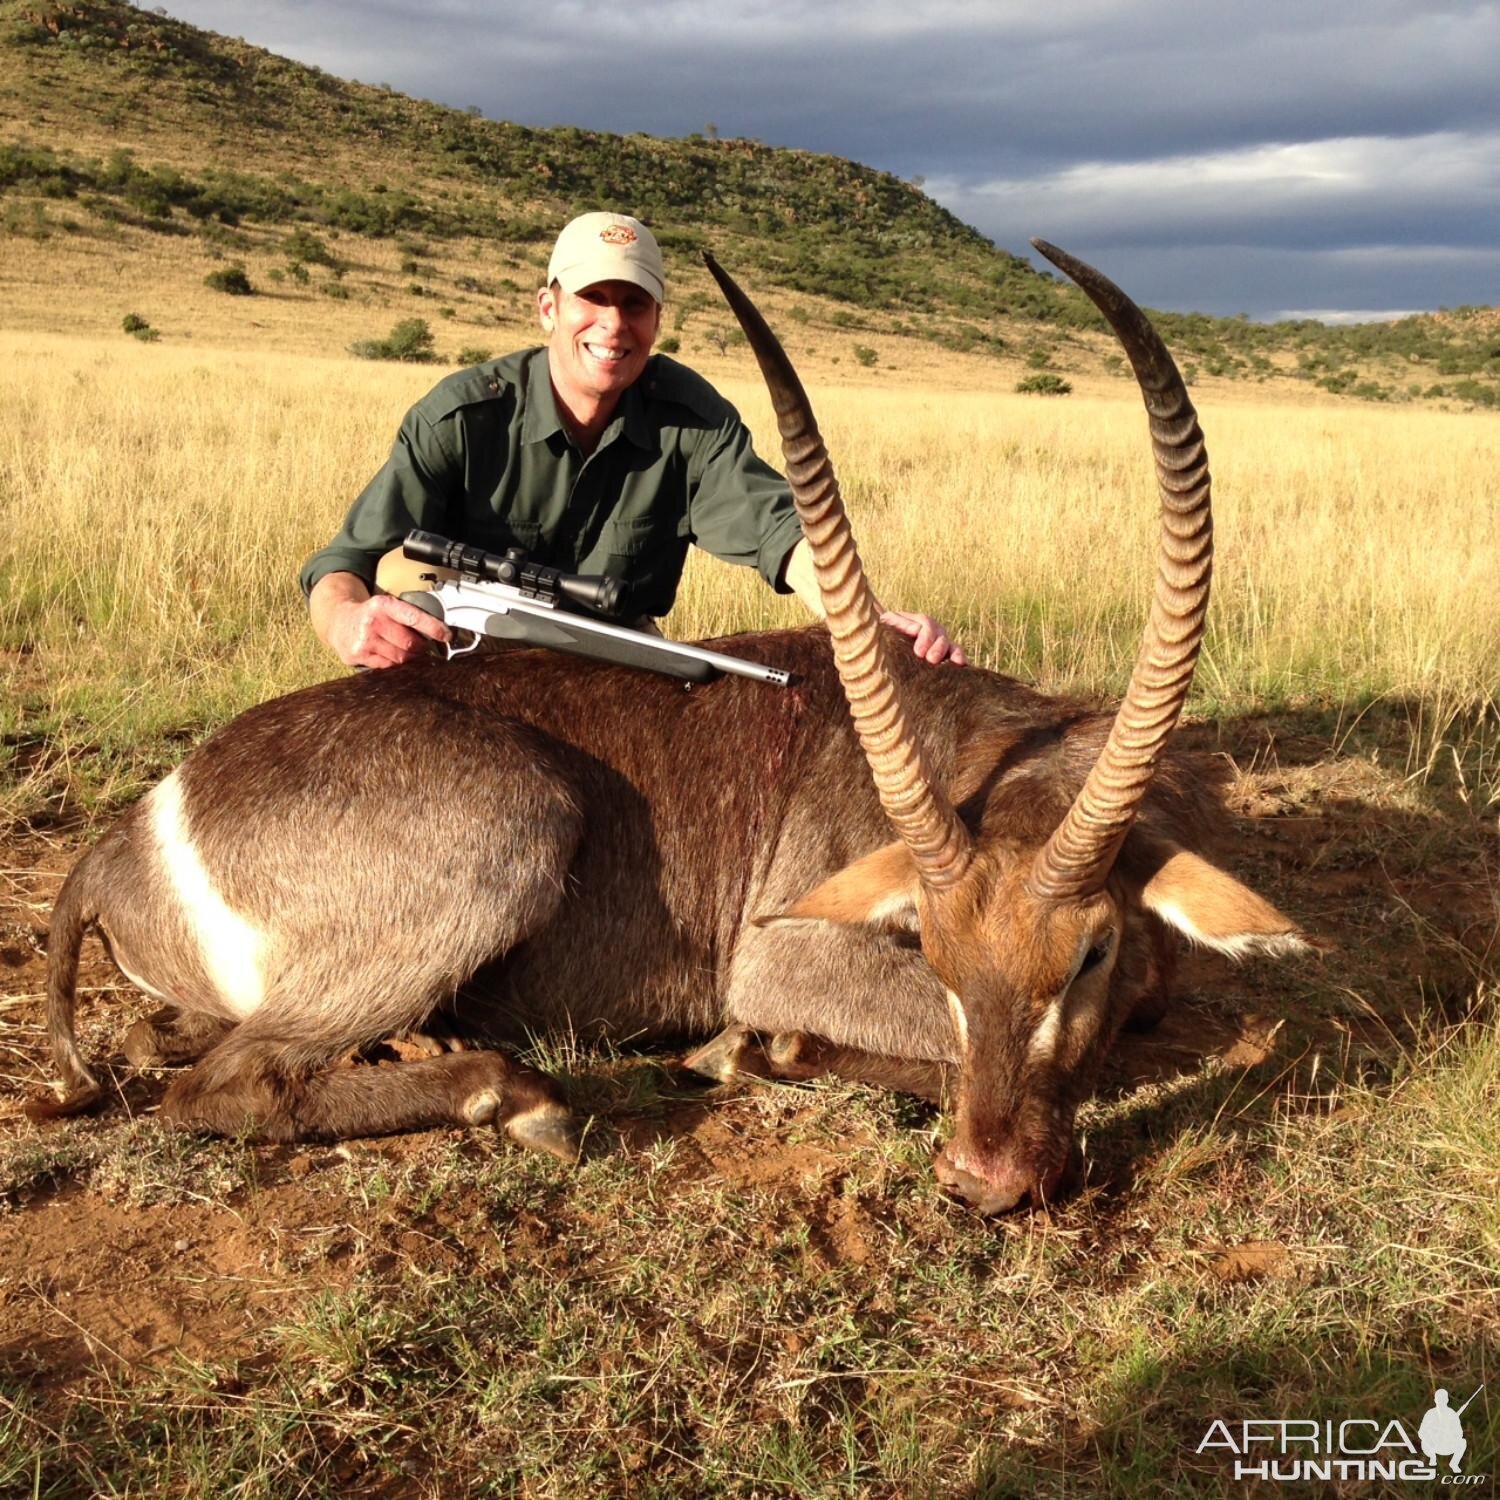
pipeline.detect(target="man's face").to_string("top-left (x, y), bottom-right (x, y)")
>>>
top-left (538, 279), bottom-right (661, 410)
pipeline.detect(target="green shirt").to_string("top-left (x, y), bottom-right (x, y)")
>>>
top-left (299, 348), bottom-right (804, 619)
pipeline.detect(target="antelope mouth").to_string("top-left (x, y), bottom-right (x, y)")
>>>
top-left (933, 1143), bottom-right (1075, 1216)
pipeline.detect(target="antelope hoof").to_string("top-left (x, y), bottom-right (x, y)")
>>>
top-left (683, 1025), bottom-right (771, 1083)
top-left (505, 1104), bottom-right (582, 1163)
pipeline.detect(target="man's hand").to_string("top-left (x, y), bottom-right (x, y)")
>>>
top-left (332, 595), bottom-right (452, 668)
top-left (782, 540), bottom-right (967, 666)
top-left (880, 610), bottom-right (968, 666)
top-left (310, 572), bottom-right (451, 669)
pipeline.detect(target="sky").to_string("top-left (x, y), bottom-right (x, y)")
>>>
top-left (160, 0), bottom-right (1500, 321)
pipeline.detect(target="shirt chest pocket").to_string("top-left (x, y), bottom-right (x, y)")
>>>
top-left (599, 515), bottom-right (662, 562)
top-left (472, 516), bottom-right (542, 559)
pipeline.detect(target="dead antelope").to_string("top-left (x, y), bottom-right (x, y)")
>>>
top-left (29, 243), bottom-right (1309, 1213)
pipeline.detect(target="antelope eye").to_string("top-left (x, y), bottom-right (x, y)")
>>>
top-left (1077, 935), bottom-right (1115, 977)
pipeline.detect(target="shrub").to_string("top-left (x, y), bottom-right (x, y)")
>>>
top-left (1015, 373), bottom-right (1072, 396)
top-left (3, 201), bottom-right (51, 239)
top-left (350, 318), bottom-right (438, 363)
top-left (656, 335), bottom-right (681, 354)
top-left (121, 312), bottom-right (159, 343)
top-left (853, 344), bottom-right (878, 367)
top-left (204, 262), bottom-right (253, 295)
top-left (455, 345), bottom-right (492, 365)
top-left (282, 228), bottom-right (338, 268)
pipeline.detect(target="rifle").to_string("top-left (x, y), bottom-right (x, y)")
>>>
top-left (399, 530), bottom-right (792, 688)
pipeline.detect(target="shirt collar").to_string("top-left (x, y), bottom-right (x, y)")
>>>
top-left (521, 349), bottom-right (658, 454)
top-left (618, 366), bottom-right (657, 453)
top-left (521, 349), bottom-right (568, 446)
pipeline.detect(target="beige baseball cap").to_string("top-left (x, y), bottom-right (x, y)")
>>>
top-left (546, 212), bottom-right (664, 302)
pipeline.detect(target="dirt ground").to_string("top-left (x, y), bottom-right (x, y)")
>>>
top-left (1, 708), bottom-right (1494, 1414)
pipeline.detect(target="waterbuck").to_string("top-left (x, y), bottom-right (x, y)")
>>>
top-left (29, 243), bottom-right (1308, 1213)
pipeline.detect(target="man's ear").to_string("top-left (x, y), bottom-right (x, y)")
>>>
top-left (537, 284), bottom-right (557, 333)
top-left (1140, 844), bottom-right (1312, 960)
top-left (753, 842), bottom-right (919, 931)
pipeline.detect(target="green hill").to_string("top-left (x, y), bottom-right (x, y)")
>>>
top-left (2, 0), bottom-right (1496, 405)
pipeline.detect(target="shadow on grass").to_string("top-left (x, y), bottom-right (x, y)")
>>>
top-left (973, 1331), bottom-right (1499, 1498)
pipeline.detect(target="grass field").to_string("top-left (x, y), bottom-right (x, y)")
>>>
top-left (0, 321), bottom-right (1496, 1495)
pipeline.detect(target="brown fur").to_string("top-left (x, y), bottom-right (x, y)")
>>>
top-left (31, 626), bottom-right (1302, 1205)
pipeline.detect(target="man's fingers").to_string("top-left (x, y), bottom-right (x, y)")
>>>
top-left (878, 609), bottom-right (967, 667)
top-left (372, 594), bottom-right (451, 644)
top-left (360, 642), bottom-right (405, 670)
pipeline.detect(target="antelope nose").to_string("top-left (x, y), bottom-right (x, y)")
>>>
top-left (933, 1147), bottom-right (1034, 1215)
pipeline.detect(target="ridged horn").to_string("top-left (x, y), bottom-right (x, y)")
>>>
top-left (703, 252), bottom-right (971, 889)
top-left (1027, 239), bottom-right (1213, 902)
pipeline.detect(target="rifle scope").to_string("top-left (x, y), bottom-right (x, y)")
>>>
top-left (404, 530), bottom-right (627, 617)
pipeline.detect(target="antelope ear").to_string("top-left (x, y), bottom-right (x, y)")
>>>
top-left (753, 841), bottom-right (920, 931)
top-left (1140, 845), bottom-right (1312, 960)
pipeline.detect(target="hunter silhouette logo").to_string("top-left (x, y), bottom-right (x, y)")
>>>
top-left (599, 223), bottom-right (637, 245)
top-left (1421, 1388), bottom-right (1482, 1475)
top-left (1197, 1384), bottom-right (1488, 1484)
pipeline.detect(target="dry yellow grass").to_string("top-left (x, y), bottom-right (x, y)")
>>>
top-left (2, 328), bottom-right (1495, 736)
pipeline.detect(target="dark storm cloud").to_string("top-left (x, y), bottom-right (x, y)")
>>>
top-left (163, 1), bottom-right (1500, 317)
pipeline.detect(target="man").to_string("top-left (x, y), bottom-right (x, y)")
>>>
top-left (302, 211), bottom-right (965, 669)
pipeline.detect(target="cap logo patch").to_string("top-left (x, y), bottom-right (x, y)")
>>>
top-left (599, 224), bottom-right (637, 246)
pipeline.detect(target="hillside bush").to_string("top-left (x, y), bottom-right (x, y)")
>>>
top-left (282, 227), bottom-right (338, 268)
top-left (203, 262), bottom-right (253, 295)
top-left (656, 336), bottom-right (680, 354)
top-left (1015, 373), bottom-right (1072, 396)
top-left (455, 346), bottom-right (492, 366)
top-left (120, 312), bottom-right (159, 342)
top-left (350, 318), bottom-right (437, 362)
top-left (853, 344), bottom-right (878, 367)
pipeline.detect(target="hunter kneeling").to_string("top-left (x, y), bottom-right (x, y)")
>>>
top-left (302, 211), bottom-right (966, 669)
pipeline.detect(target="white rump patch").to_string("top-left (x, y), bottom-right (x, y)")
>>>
top-left (150, 773), bottom-right (267, 1018)
top-left (1151, 900), bottom-right (1311, 962)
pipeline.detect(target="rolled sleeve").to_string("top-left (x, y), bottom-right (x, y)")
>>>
top-left (686, 418), bottom-right (804, 594)
top-left (299, 410), bottom-right (459, 596)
